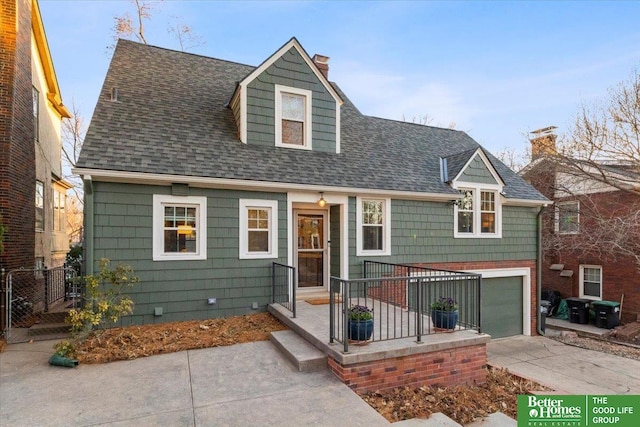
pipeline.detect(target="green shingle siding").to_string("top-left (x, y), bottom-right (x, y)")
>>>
top-left (91, 182), bottom-right (287, 325)
top-left (459, 156), bottom-right (498, 184)
top-left (246, 47), bottom-right (337, 152)
top-left (348, 198), bottom-right (537, 278)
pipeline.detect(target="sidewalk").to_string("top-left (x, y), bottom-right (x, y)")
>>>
top-left (487, 335), bottom-right (640, 394)
top-left (5, 334), bottom-right (636, 426)
top-left (0, 340), bottom-right (389, 427)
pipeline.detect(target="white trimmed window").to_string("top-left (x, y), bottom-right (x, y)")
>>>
top-left (35, 180), bottom-right (44, 231)
top-left (454, 187), bottom-right (501, 238)
top-left (555, 201), bottom-right (579, 234)
top-left (275, 85), bottom-right (312, 149)
top-left (239, 199), bottom-right (278, 259)
top-left (153, 195), bottom-right (207, 261)
top-left (579, 265), bottom-right (602, 300)
top-left (53, 188), bottom-right (65, 232)
top-left (32, 86), bottom-right (39, 142)
top-left (356, 197), bottom-right (391, 256)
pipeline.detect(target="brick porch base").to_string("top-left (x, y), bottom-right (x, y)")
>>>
top-left (327, 342), bottom-right (487, 393)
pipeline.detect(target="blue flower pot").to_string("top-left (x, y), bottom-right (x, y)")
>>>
top-left (431, 310), bottom-right (459, 330)
top-left (347, 319), bottom-right (374, 341)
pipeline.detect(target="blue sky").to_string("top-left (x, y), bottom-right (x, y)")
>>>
top-left (40, 0), bottom-right (640, 155)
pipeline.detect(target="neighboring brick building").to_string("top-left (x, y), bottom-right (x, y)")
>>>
top-left (522, 128), bottom-right (640, 323)
top-left (0, 0), bottom-right (71, 328)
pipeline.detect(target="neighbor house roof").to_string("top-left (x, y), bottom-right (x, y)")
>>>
top-left (76, 39), bottom-right (547, 202)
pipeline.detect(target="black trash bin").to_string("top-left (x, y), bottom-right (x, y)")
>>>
top-left (566, 297), bottom-right (591, 324)
top-left (592, 301), bottom-right (621, 329)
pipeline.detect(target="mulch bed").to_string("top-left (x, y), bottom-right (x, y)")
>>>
top-left (73, 312), bottom-right (288, 364)
top-left (359, 367), bottom-right (550, 424)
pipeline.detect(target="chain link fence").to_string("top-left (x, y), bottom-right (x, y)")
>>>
top-left (2, 266), bottom-right (82, 343)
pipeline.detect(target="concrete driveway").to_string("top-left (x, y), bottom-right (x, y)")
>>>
top-left (0, 340), bottom-right (388, 427)
top-left (487, 335), bottom-right (640, 394)
top-left (4, 335), bottom-right (638, 427)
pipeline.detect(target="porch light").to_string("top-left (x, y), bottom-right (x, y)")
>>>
top-left (318, 192), bottom-right (326, 207)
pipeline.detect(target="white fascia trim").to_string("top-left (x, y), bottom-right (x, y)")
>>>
top-left (335, 102), bottom-right (341, 154)
top-left (355, 196), bottom-right (391, 256)
top-left (239, 199), bottom-right (279, 259)
top-left (503, 198), bottom-right (552, 207)
top-left (466, 267), bottom-right (532, 336)
top-left (275, 85), bottom-right (313, 150)
top-left (239, 38), bottom-right (343, 106)
top-left (240, 83), bottom-right (248, 144)
top-left (152, 195), bottom-right (207, 261)
top-left (72, 168), bottom-right (460, 202)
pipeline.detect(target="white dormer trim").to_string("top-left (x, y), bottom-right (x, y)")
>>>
top-left (451, 148), bottom-right (505, 188)
top-left (234, 37), bottom-right (343, 146)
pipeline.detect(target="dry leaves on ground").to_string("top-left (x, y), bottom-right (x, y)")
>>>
top-left (74, 312), bottom-right (288, 364)
top-left (551, 333), bottom-right (640, 361)
top-left (359, 367), bottom-right (550, 425)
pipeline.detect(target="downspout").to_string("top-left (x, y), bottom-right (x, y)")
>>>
top-left (83, 176), bottom-right (94, 276)
top-left (536, 205), bottom-right (546, 336)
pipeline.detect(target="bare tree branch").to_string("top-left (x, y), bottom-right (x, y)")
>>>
top-left (167, 15), bottom-right (205, 52)
top-left (551, 70), bottom-right (640, 196)
top-left (109, 0), bottom-right (160, 50)
top-left (495, 145), bottom-right (530, 172)
top-left (61, 101), bottom-right (85, 203)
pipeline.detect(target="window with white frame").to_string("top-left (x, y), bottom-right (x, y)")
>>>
top-left (454, 187), bottom-right (501, 238)
top-left (555, 201), bottom-right (579, 234)
top-left (53, 188), bottom-right (65, 232)
top-left (580, 265), bottom-right (602, 300)
top-left (457, 189), bottom-right (474, 234)
top-left (153, 195), bottom-right (207, 261)
top-left (32, 86), bottom-right (39, 142)
top-left (275, 85), bottom-right (312, 149)
top-left (356, 197), bottom-right (391, 256)
top-left (35, 180), bottom-right (44, 231)
top-left (239, 199), bottom-right (278, 259)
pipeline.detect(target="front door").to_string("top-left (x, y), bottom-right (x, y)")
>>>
top-left (295, 211), bottom-right (327, 289)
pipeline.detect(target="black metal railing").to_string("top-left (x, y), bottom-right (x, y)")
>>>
top-left (272, 263), bottom-right (296, 318)
top-left (330, 261), bottom-right (481, 353)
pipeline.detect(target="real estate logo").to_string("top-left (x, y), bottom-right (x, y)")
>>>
top-left (520, 395), bottom-right (583, 425)
top-left (518, 395), bottom-right (640, 427)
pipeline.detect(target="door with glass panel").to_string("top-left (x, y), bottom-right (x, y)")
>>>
top-left (295, 211), bottom-right (327, 289)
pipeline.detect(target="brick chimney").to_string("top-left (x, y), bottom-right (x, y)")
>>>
top-left (312, 54), bottom-right (330, 79)
top-left (530, 126), bottom-right (557, 161)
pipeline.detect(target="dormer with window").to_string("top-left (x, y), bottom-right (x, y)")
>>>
top-left (229, 38), bottom-right (343, 153)
top-left (444, 148), bottom-right (505, 238)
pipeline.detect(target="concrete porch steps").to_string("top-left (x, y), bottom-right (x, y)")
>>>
top-left (28, 322), bottom-right (71, 336)
top-left (269, 330), bottom-right (327, 372)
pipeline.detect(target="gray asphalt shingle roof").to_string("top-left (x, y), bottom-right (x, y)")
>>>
top-left (77, 39), bottom-right (546, 201)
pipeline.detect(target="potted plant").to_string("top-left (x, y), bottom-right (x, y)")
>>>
top-left (347, 304), bottom-right (374, 341)
top-left (430, 297), bottom-right (459, 330)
